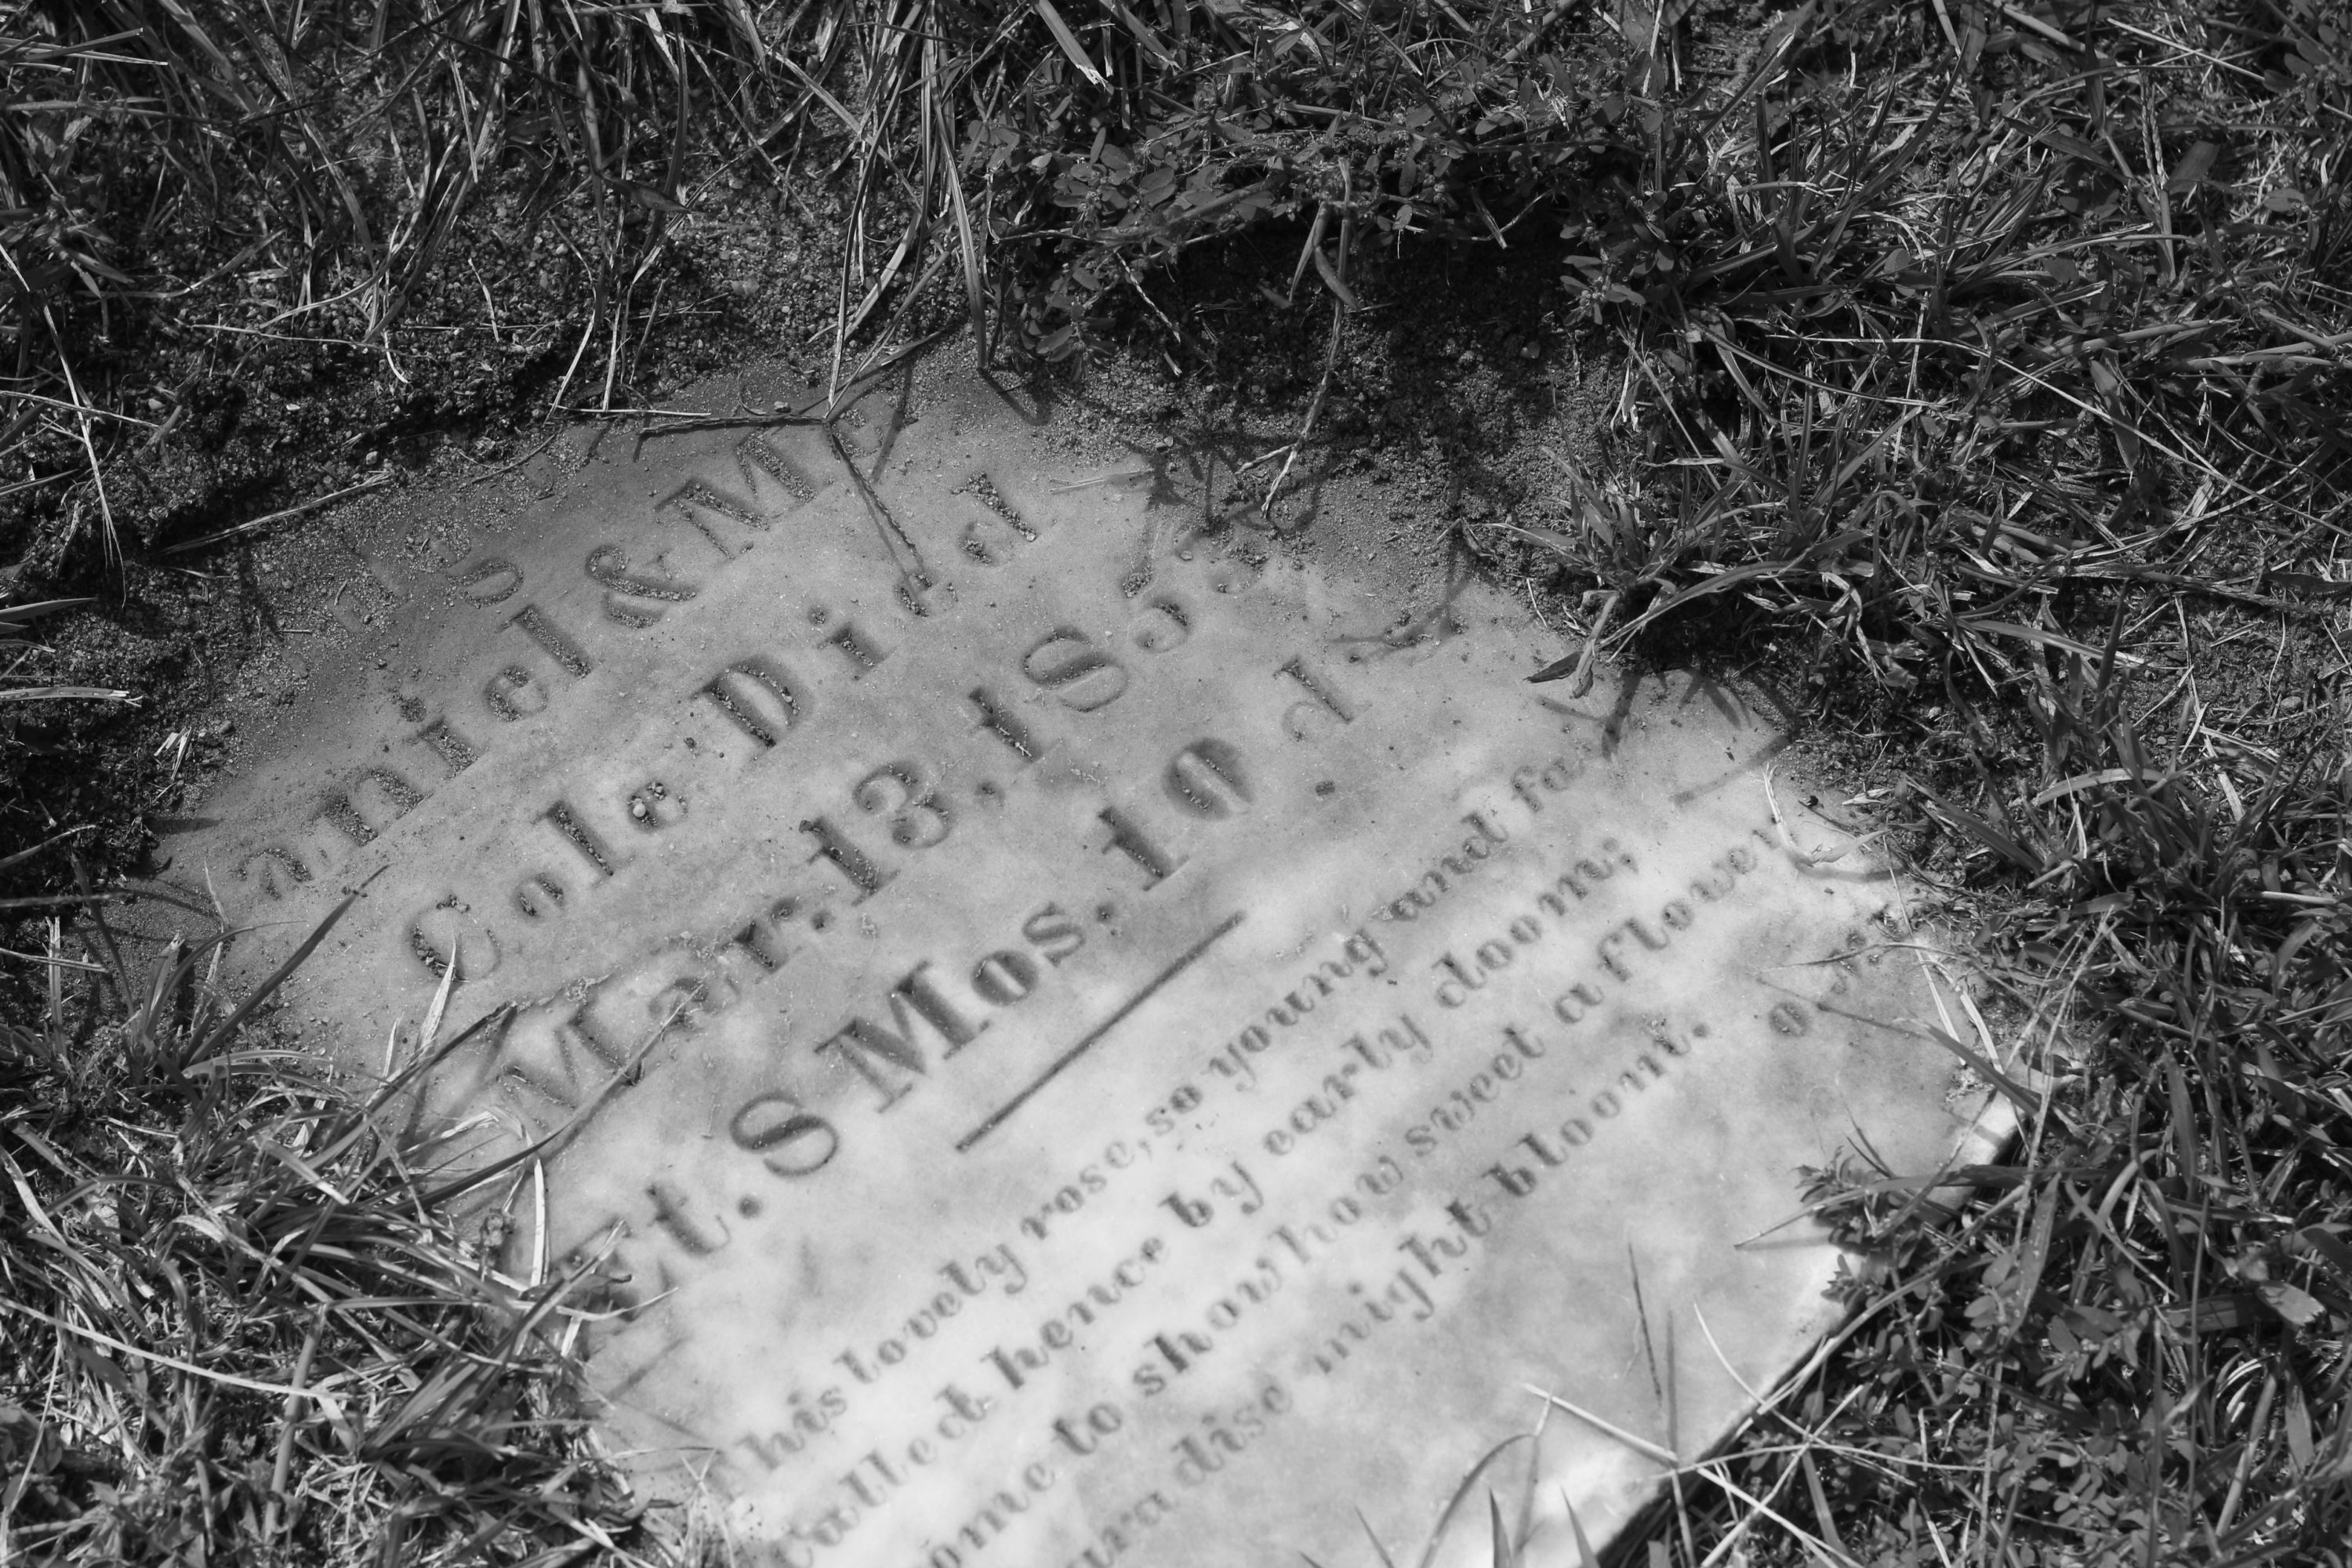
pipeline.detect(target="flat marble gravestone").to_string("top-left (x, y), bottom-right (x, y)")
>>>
top-left (164, 365), bottom-right (1986, 1568)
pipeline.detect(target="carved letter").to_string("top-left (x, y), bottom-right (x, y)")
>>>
top-left (485, 665), bottom-right (550, 720)
top-left (458, 557), bottom-right (521, 604)
top-left (237, 846), bottom-right (312, 900)
top-left (1022, 628), bottom-right (1128, 712)
top-left (1163, 739), bottom-right (1250, 818)
top-left (318, 767), bottom-right (424, 846)
top-left (1277, 655), bottom-right (1356, 739)
top-left (700, 658), bottom-right (804, 747)
top-left (659, 478), bottom-right (768, 557)
top-left (411, 716), bottom-right (478, 776)
top-left (815, 962), bottom-right (990, 1109)
top-left (504, 604), bottom-right (593, 677)
top-left (586, 543), bottom-right (699, 626)
top-left (731, 1091), bottom-right (840, 1176)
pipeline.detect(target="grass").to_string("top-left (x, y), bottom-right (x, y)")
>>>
top-left (1, 0), bottom-right (768, 548)
top-left (1, 901), bottom-right (651, 1563)
top-left (6, 0), bottom-right (2352, 1563)
top-left (1534, 6), bottom-right (2352, 1557)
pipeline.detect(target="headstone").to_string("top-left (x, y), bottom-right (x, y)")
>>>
top-left (162, 365), bottom-right (1993, 1567)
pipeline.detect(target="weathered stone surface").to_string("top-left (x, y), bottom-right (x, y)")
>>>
top-left (164, 365), bottom-right (1988, 1567)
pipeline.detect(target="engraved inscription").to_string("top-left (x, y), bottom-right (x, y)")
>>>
top-left (168, 373), bottom-right (1972, 1568)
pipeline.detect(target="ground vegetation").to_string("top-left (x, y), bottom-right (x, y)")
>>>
top-left (3, 0), bottom-right (2349, 1562)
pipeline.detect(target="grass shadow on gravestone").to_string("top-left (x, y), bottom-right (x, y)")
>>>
top-left (0, 894), bottom-right (654, 1566)
top-left (1320, 1240), bottom-right (1874, 1568)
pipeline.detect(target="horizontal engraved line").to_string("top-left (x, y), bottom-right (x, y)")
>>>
top-left (956, 911), bottom-right (1246, 1154)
